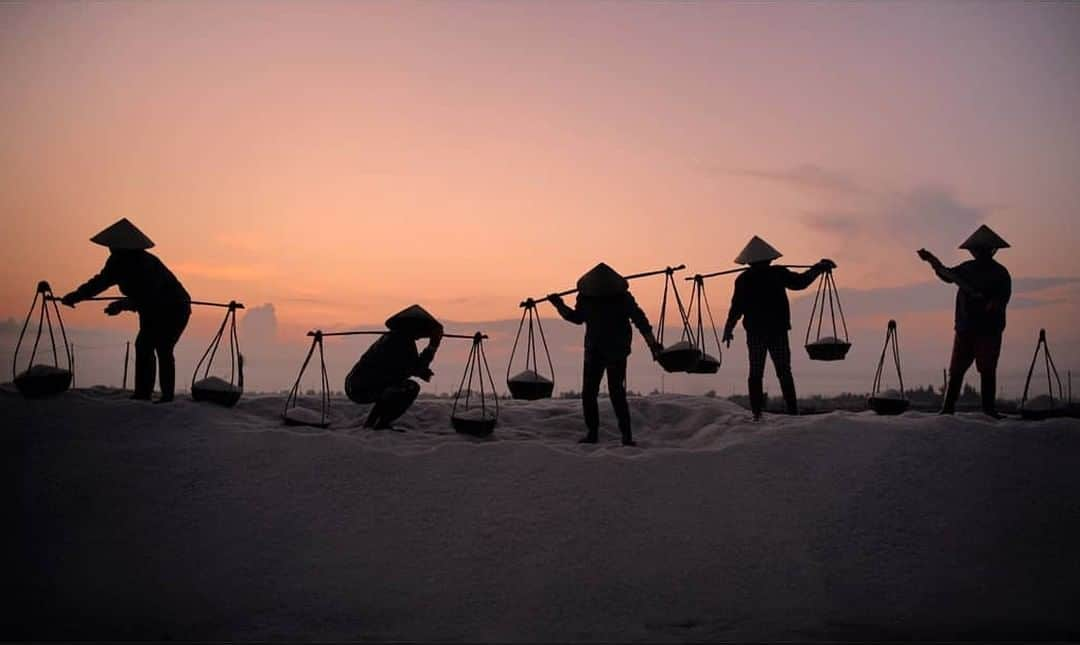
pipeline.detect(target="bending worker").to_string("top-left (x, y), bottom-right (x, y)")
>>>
top-left (722, 236), bottom-right (835, 420)
top-left (61, 218), bottom-right (191, 403)
top-left (917, 225), bottom-right (1012, 418)
top-left (345, 305), bottom-right (443, 430)
top-left (549, 263), bottom-right (663, 446)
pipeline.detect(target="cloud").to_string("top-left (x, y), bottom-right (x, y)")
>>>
top-left (241, 303), bottom-right (278, 345)
top-left (806, 185), bottom-right (988, 243)
top-left (732, 164), bottom-right (864, 194)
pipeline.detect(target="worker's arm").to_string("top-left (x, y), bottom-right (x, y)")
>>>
top-left (626, 294), bottom-right (663, 357)
top-left (785, 259), bottom-right (837, 290)
top-left (722, 280), bottom-right (745, 347)
top-left (549, 294), bottom-right (585, 324)
top-left (917, 250), bottom-right (983, 298)
top-left (61, 256), bottom-right (118, 306)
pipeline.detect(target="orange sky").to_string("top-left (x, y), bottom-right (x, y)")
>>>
top-left (2, 1), bottom-right (1079, 347)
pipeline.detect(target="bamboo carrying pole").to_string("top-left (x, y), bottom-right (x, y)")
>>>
top-left (686, 264), bottom-right (816, 281)
top-left (521, 264), bottom-right (687, 307)
top-left (308, 330), bottom-right (487, 340)
top-left (48, 295), bottom-right (245, 309)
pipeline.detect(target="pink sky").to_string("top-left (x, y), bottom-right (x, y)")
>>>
top-left (2, 1), bottom-right (1079, 394)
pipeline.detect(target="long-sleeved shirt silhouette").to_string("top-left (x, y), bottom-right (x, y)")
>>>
top-left (941, 258), bottom-right (1011, 333)
top-left (725, 265), bottom-right (818, 334)
top-left (346, 331), bottom-right (438, 396)
top-left (70, 250), bottom-right (190, 311)
top-left (552, 293), bottom-right (654, 358)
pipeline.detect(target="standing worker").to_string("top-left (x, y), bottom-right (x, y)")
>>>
top-left (917, 225), bottom-right (1012, 418)
top-left (549, 263), bottom-right (663, 446)
top-left (345, 305), bottom-right (443, 430)
top-left (61, 218), bottom-right (191, 403)
top-left (722, 236), bottom-right (835, 420)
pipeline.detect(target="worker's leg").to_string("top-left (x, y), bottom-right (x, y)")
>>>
top-left (943, 332), bottom-right (976, 414)
top-left (974, 332), bottom-right (1003, 417)
top-left (746, 332), bottom-right (768, 419)
top-left (132, 313), bottom-right (156, 400)
top-left (605, 357), bottom-right (634, 445)
top-left (769, 332), bottom-right (798, 415)
top-left (153, 306), bottom-right (190, 403)
top-left (579, 352), bottom-right (605, 442)
top-left (372, 380), bottom-right (420, 429)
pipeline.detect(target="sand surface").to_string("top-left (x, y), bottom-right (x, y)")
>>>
top-left (6, 387), bottom-right (1080, 641)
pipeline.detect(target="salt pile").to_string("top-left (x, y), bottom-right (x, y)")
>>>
top-left (6, 388), bottom-right (1079, 641)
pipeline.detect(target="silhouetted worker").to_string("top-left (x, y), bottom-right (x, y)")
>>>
top-left (722, 236), bottom-right (835, 420)
top-left (549, 263), bottom-right (663, 446)
top-left (918, 225), bottom-right (1012, 418)
top-left (345, 305), bottom-right (443, 429)
top-left (61, 219), bottom-right (191, 403)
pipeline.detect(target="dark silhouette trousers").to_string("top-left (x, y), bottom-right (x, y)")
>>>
top-left (581, 351), bottom-right (632, 440)
top-left (746, 330), bottom-right (797, 415)
top-left (134, 305), bottom-right (191, 399)
top-left (944, 331), bottom-right (1002, 412)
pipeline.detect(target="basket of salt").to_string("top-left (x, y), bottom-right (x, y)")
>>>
top-left (13, 281), bottom-right (74, 398)
top-left (507, 369), bottom-right (554, 401)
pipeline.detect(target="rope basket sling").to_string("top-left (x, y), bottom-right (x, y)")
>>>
top-left (655, 267), bottom-right (701, 373)
top-left (1019, 329), bottom-right (1066, 421)
top-left (868, 320), bottom-right (909, 415)
top-left (506, 300), bottom-right (555, 400)
top-left (191, 301), bottom-right (245, 406)
top-left (282, 331), bottom-right (331, 428)
top-left (684, 275), bottom-right (723, 374)
top-left (804, 269), bottom-right (851, 361)
top-left (13, 281), bottom-right (73, 398)
top-left (452, 332), bottom-right (498, 437)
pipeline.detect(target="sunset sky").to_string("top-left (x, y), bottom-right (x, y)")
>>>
top-left (2, 1), bottom-right (1079, 395)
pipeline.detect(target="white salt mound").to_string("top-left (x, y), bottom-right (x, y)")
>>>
top-left (1024, 395), bottom-right (1059, 411)
top-left (877, 389), bottom-right (904, 400)
top-left (508, 369), bottom-right (552, 384)
top-left (809, 336), bottom-right (846, 345)
top-left (662, 340), bottom-right (700, 352)
top-left (6, 391), bottom-right (1079, 641)
top-left (19, 364), bottom-right (70, 378)
top-left (283, 406), bottom-right (327, 425)
top-left (453, 407), bottom-right (497, 421)
top-left (192, 376), bottom-right (239, 392)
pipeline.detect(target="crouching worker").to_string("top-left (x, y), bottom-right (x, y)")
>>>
top-left (722, 236), bottom-right (835, 420)
top-left (549, 263), bottom-right (663, 446)
top-left (345, 305), bottom-right (443, 430)
top-left (917, 225), bottom-right (1012, 418)
top-left (61, 218), bottom-right (191, 403)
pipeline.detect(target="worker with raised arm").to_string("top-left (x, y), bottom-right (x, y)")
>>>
top-left (61, 219), bottom-right (191, 403)
top-left (722, 236), bottom-right (835, 420)
top-left (345, 305), bottom-right (443, 430)
top-left (917, 224), bottom-right (1012, 418)
top-left (549, 263), bottom-right (664, 446)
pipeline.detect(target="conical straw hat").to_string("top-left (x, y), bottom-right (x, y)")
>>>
top-left (576, 263), bottom-right (628, 297)
top-left (385, 304), bottom-right (444, 337)
top-left (958, 225), bottom-right (1010, 250)
top-left (89, 218), bottom-right (155, 250)
top-left (734, 236), bottom-right (782, 264)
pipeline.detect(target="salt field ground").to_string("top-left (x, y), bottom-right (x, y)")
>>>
top-left (6, 387), bottom-right (1080, 641)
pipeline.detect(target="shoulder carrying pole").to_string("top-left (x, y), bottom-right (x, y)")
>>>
top-left (522, 264), bottom-right (686, 307)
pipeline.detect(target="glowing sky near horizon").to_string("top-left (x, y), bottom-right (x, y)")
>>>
top-left (2, 1), bottom-right (1079, 339)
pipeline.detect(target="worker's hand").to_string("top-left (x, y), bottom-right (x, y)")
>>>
top-left (817, 258), bottom-right (837, 271)
top-left (416, 367), bottom-right (434, 382)
top-left (429, 329), bottom-right (443, 349)
top-left (649, 339), bottom-right (664, 359)
top-left (547, 293), bottom-right (564, 306)
top-left (917, 248), bottom-right (937, 264)
top-left (104, 300), bottom-right (127, 316)
top-left (60, 292), bottom-right (79, 308)
top-left (722, 328), bottom-right (735, 348)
